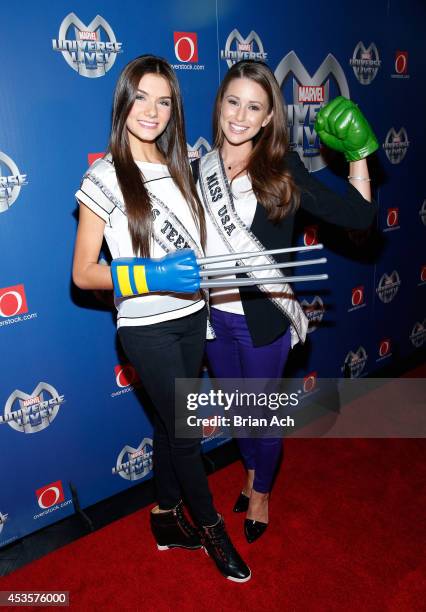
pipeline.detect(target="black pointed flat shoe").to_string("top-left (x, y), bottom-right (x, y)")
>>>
top-left (233, 491), bottom-right (250, 513)
top-left (244, 519), bottom-right (268, 543)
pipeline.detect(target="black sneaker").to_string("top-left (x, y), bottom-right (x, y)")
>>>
top-left (150, 501), bottom-right (202, 551)
top-left (201, 516), bottom-right (251, 582)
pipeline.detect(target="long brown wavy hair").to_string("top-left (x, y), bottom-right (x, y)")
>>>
top-left (213, 60), bottom-right (300, 222)
top-left (109, 55), bottom-right (205, 257)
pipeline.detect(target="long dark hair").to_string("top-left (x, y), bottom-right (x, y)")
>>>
top-left (109, 55), bottom-right (205, 256)
top-left (213, 60), bottom-right (300, 222)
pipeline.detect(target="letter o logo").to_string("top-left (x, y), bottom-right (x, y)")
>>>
top-left (116, 365), bottom-right (138, 388)
top-left (387, 209), bottom-right (398, 227)
top-left (38, 486), bottom-right (60, 509)
top-left (379, 340), bottom-right (390, 357)
top-left (0, 290), bottom-right (22, 317)
top-left (303, 374), bottom-right (316, 393)
top-left (203, 423), bottom-right (217, 438)
top-left (304, 227), bottom-right (318, 246)
top-left (352, 288), bottom-right (364, 307)
top-left (175, 36), bottom-right (195, 63)
top-left (395, 53), bottom-right (407, 75)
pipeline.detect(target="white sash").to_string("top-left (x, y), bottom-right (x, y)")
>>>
top-left (198, 149), bottom-right (308, 347)
top-left (85, 155), bottom-right (215, 338)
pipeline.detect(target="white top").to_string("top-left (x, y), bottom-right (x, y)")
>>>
top-left (201, 173), bottom-right (257, 315)
top-left (76, 157), bottom-right (204, 327)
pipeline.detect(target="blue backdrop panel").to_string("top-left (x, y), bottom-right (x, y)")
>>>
top-left (0, 0), bottom-right (424, 547)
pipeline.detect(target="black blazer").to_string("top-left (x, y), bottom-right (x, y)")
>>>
top-left (193, 152), bottom-right (378, 347)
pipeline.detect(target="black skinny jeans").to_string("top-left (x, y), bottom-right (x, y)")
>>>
top-left (118, 306), bottom-right (218, 526)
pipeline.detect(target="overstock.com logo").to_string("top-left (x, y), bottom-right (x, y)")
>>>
top-left (303, 225), bottom-right (319, 246)
top-left (349, 285), bottom-right (366, 312)
top-left (0, 284), bottom-right (37, 329)
top-left (383, 128), bottom-right (409, 164)
top-left (1, 382), bottom-right (66, 434)
top-left (384, 207), bottom-right (400, 231)
top-left (275, 52), bottom-right (350, 172)
top-left (174, 32), bottom-right (198, 62)
top-left (349, 42), bottom-right (381, 85)
top-left (303, 371), bottom-right (317, 393)
top-left (391, 51), bottom-right (409, 79)
top-left (187, 137), bottom-right (211, 161)
top-left (172, 32), bottom-right (204, 70)
top-left (377, 338), bottom-right (392, 361)
top-left (36, 481), bottom-right (65, 509)
top-left (33, 480), bottom-right (72, 520)
top-left (112, 439), bottom-right (154, 481)
top-left (115, 364), bottom-right (140, 388)
top-left (0, 151), bottom-right (27, 213)
top-left (52, 13), bottom-right (122, 77)
top-left (0, 285), bottom-right (28, 318)
top-left (221, 30), bottom-right (267, 68)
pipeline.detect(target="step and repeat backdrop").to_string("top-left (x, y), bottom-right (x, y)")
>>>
top-left (1, 0), bottom-right (425, 547)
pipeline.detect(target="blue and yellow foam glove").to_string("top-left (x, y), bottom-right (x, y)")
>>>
top-left (111, 249), bottom-right (200, 297)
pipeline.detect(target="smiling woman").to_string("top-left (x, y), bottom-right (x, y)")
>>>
top-left (193, 59), bottom-right (378, 544)
top-left (72, 55), bottom-right (251, 583)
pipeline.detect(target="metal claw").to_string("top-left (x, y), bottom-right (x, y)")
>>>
top-left (199, 257), bottom-right (327, 277)
top-left (200, 273), bottom-right (328, 288)
top-left (196, 244), bottom-right (323, 266)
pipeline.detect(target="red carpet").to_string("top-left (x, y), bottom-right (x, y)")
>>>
top-left (1, 438), bottom-right (425, 611)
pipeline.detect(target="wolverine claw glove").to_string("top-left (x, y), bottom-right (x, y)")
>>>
top-left (314, 96), bottom-right (379, 162)
top-left (111, 249), bottom-right (200, 297)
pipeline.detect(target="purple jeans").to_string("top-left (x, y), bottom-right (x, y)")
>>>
top-left (206, 308), bottom-right (292, 493)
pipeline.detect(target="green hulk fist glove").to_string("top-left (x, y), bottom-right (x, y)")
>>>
top-left (314, 96), bottom-right (379, 162)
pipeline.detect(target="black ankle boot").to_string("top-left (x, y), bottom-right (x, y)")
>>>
top-left (150, 501), bottom-right (202, 550)
top-left (201, 516), bottom-right (251, 582)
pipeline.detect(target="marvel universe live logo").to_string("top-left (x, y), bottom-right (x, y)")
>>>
top-left (1, 383), bottom-right (65, 434)
top-left (112, 439), bottom-right (153, 481)
top-left (0, 512), bottom-right (8, 534)
top-left (301, 296), bottom-right (325, 333)
top-left (349, 42), bottom-right (381, 85)
top-left (410, 321), bottom-right (426, 348)
top-left (420, 200), bottom-right (426, 226)
top-left (221, 30), bottom-right (267, 67)
top-left (342, 346), bottom-right (368, 378)
top-left (52, 13), bottom-right (122, 78)
top-left (0, 152), bottom-right (27, 212)
top-left (376, 271), bottom-right (401, 303)
top-left (187, 137), bottom-right (211, 161)
top-left (0, 511), bottom-right (17, 546)
top-left (383, 128), bottom-right (409, 164)
top-left (274, 51), bottom-right (350, 172)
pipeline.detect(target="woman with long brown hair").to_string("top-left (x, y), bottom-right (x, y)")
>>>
top-left (73, 55), bottom-right (250, 582)
top-left (193, 59), bottom-right (378, 543)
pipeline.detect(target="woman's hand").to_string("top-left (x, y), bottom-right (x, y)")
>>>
top-left (314, 96), bottom-right (378, 162)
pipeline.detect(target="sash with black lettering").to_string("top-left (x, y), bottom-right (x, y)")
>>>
top-left (84, 155), bottom-right (215, 337)
top-left (198, 149), bottom-right (308, 347)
